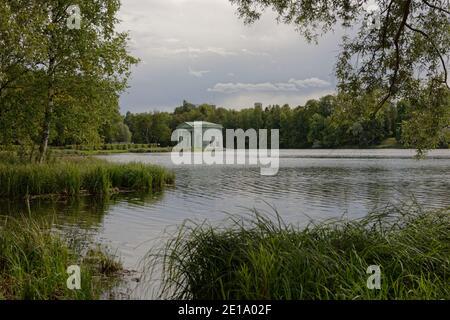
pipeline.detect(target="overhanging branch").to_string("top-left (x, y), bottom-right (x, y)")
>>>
top-left (372, 0), bottom-right (412, 118)
top-left (405, 22), bottom-right (449, 89)
top-left (422, 0), bottom-right (450, 15)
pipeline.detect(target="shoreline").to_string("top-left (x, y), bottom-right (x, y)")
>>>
top-left (98, 149), bottom-right (450, 160)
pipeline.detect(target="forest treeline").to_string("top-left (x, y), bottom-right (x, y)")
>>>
top-left (1, 1), bottom-right (448, 159)
top-left (122, 94), bottom-right (449, 149)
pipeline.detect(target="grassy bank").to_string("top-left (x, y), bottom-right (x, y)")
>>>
top-left (152, 207), bottom-right (450, 300)
top-left (0, 217), bottom-right (122, 300)
top-left (55, 144), bottom-right (172, 156)
top-left (64, 148), bottom-right (172, 155)
top-left (0, 158), bottom-right (175, 199)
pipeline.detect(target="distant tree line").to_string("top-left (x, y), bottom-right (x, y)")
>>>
top-left (123, 94), bottom-right (449, 149)
top-left (227, 0), bottom-right (450, 153)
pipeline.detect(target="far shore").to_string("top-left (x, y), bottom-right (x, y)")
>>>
top-left (96, 148), bottom-right (450, 159)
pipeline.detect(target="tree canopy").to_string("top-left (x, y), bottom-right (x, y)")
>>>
top-left (229, 0), bottom-right (450, 151)
top-left (0, 0), bottom-right (138, 162)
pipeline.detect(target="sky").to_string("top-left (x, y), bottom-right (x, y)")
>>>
top-left (117, 0), bottom-right (348, 114)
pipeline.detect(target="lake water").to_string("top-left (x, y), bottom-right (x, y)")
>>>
top-left (3, 149), bottom-right (450, 298)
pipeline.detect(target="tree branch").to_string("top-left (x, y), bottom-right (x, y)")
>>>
top-left (380, 0), bottom-right (395, 49)
top-left (372, 0), bottom-right (412, 118)
top-left (405, 22), bottom-right (449, 89)
top-left (422, 0), bottom-right (450, 15)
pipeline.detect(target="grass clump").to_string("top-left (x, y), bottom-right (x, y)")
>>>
top-left (84, 247), bottom-right (123, 276)
top-left (0, 217), bottom-right (122, 300)
top-left (151, 207), bottom-right (450, 300)
top-left (0, 158), bottom-right (175, 199)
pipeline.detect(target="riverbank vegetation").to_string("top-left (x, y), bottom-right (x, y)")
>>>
top-left (0, 156), bottom-right (175, 199)
top-left (124, 94), bottom-right (449, 150)
top-left (0, 217), bottom-right (122, 300)
top-left (56, 144), bottom-right (172, 155)
top-left (152, 207), bottom-right (450, 300)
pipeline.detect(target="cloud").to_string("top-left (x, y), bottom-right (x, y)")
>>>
top-left (217, 90), bottom-right (337, 109)
top-left (143, 46), bottom-right (237, 59)
top-left (241, 49), bottom-right (271, 57)
top-left (189, 67), bottom-right (211, 77)
top-left (143, 46), bottom-right (272, 59)
top-left (288, 78), bottom-right (332, 88)
top-left (164, 38), bottom-right (181, 43)
top-left (117, 0), bottom-right (343, 113)
top-left (208, 78), bottom-right (331, 94)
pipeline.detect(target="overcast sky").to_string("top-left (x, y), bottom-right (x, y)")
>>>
top-left (117, 0), bottom-right (348, 113)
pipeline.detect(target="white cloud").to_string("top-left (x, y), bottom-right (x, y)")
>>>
top-left (144, 46), bottom-right (237, 59)
top-left (142, 46), bottom-right (272, 59)
top-left (189, 67), bottom-right (211, 77)
top-left (118, 0), bottom-right (342, 112)
top-left (217, 90), bottom-right (337, 109)
top-left (208, 78), bottom-right (331, 93)
top-left (241, 49), bottom-right (271, 57)
top-left (164, 38), bottom-right (181, 43)
top-left (288, 78), bottom-right (332, 88)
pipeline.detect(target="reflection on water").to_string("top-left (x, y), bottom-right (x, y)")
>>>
top-left (1, 196), bottom-right (109, 229)
top-left (2, 150), bottom-right (450, 299)
top-left (0, 192), bottom-right (167, 267)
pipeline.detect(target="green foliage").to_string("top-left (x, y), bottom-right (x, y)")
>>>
top-left (0, 158), bottom-right (175, 198)
top-left (55, 144), bottom-right (171, 155)
top-left (125, 111), bottom-right (173, 146)
top-left (0, 0), bottom-right (138, 162)
top-left (125, 95), bottom-right (427, 149)
top-left (400, 85), bottom-right (450, 154)
top-left (0, 217), bottom-right (122, 300)
top-left (151, 207), bottom-right (450, 300)
top-left (228, 0), bottom-right (450, 151)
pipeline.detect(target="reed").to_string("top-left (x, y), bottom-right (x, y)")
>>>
top-left (0, 158), bottom-right (175, 199)
top-left (0, 217), bottom-right (122, 300)
top-left (150, 206), bottom-right (450, 300)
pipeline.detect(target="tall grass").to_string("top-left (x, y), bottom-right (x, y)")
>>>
top-left (149, 206), bottom-right (450, 300)
top-left (0, 217), bottom-right (122, 300)
top-left (0, 158), bottom-right (175, 199)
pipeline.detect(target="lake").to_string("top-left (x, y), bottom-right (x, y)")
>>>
top-left (2, 149), bottom-right (450, 298)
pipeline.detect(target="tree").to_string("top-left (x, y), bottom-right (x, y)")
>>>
top-left (124, 93), bottom-right (443, 149)
top-left (307, 113), bottom-right (326, 147)
top-left (0, 1), bottom-right (47, 154)
top-left (401, 85), bottom-right (450, 153)
top-left (114, 123), bottom-right (132, 144)
top-left (0, 1), bottom-right (44, 98)
top-left (229, 0), bottom-right (450, 151)
top-left (151, 113), bottom-right (172, 146)
top-left (102, 119), bottom-right (132, 144)
top-left (0, 0), bottom-right (138, 162)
